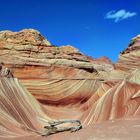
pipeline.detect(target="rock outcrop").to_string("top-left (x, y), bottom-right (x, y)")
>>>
top-left (0, 66), bottom-right (82, 139)
top-left (0, 29), bottom-right (51, 46)
top-left (116, 35), bottom-right (140, 72)
top-left (0, 66), bottom-right (47, 138)
top-left (0, 29), bottom-right (140, 140)
top-left (0, 29), bottom-right (114, 74)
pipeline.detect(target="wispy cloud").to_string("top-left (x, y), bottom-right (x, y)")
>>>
top-left (105, 9), bottom-right (137, 22)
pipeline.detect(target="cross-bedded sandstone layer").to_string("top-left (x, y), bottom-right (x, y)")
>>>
top-left (116, 35), bottom-right (140, 71)
top-left (0, 29), bottom-right (140, 140)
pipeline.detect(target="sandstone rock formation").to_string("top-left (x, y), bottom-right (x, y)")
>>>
top-left (0, 66), bottom-right (82, 139)
top-left (0, 29), bottom-right (140, 140)
top-left (0, 66), bottom-right (48, 138)
top-left (116, 35), bottom-right (140, 72)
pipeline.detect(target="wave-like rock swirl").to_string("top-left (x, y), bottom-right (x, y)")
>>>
top-left (0, 30), bottom-right (140, 140)
top-left (0, 66), bottom-right (50, 139)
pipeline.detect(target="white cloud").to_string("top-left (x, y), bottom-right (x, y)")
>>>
top-left (105, 9), bottom-right (137, 22)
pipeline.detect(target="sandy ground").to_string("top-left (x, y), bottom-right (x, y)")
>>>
top-left (1, 117), bottom-right (139, 140)
top-left (46, 117), bottom-right (140, 140)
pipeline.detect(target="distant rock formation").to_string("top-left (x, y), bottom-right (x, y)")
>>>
top-left (0, 29), bottom-right (140, 140)
top-left (0, 29), bottom-right (51, 46)
top-left (116, 34), bottom-right (140, 71)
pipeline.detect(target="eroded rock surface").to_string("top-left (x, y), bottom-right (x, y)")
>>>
top-left (116, 35), bottom-right (140, 71)
top-left (0, 29), bottom-right (140, 140)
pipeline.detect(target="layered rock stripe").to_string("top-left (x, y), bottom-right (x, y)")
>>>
top-left (0, 29), bottom-right (140, 139)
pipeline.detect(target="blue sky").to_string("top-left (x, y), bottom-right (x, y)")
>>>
top-left (0, 0), bottom-right (140, 62)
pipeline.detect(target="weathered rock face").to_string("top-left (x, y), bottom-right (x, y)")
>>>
top-left (0, 29), bottom-right (115, 108)
top-left (0, 29), bottom-right (140, 140)
top-left (116, 34), bottom-right (140, 71)
top-left (0, 66), bottom-right (47, 138)
top-left (0, 29), bottom-right (51, 46)
top-left (0, 29), bottom-right (114, 73)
